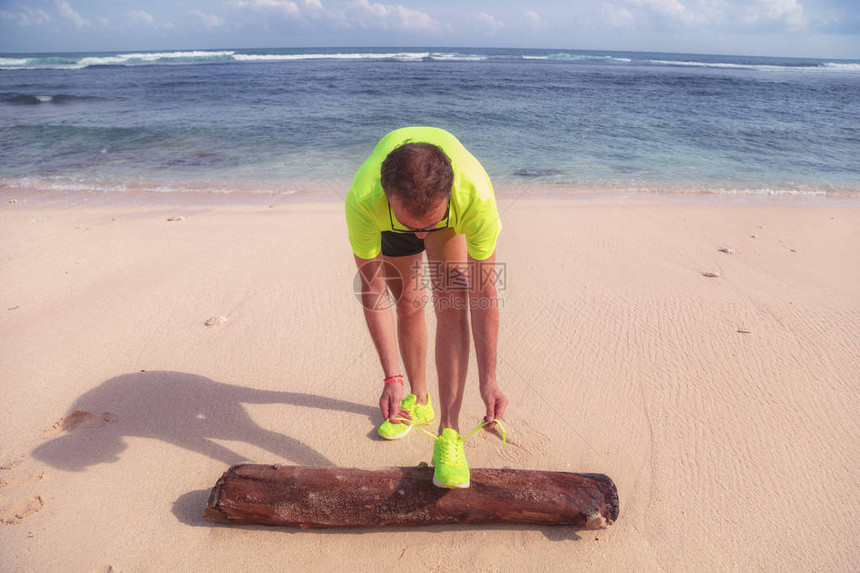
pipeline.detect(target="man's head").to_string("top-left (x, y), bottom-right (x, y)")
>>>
top-left (381, 142), bottom-right (453, 230)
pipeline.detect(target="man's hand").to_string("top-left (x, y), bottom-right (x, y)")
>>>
top-left (379, 382), bottom-right (410, 424)
top-left (480, 382), bottom-right (508, 430)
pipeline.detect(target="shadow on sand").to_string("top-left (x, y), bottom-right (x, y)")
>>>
top-left (32, 370), bottom-right (376, 471)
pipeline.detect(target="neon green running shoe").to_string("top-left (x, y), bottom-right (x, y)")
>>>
top-left (421, 420), bottom-right (506, 489)
top-left (432, 428), bottom-right (470, 489)
top-left (377, 394), bottom-right (435, 440)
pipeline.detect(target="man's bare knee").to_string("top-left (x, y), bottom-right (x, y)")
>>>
top-left (396, 292), bottom-right (426, 317)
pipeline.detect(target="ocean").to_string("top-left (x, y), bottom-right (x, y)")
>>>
top-left (1, 47), bottom-right (859, 198)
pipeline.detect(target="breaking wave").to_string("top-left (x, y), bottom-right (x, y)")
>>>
top-left (1, 49), bottom-right (857, 73)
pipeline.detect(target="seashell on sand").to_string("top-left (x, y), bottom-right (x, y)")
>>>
top-left (205, 315), bottom-right (227, 326)
top-left (718, 247), bottom-right (735, 254)
top-left (702, 271), bottom-right (721, 278)
top-left (167, 216), bottom-right (186, 222)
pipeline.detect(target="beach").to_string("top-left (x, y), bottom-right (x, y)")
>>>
top-left (1, 185), bottom-right (857, 571)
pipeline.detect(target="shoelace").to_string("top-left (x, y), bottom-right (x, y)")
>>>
top-left (436, 432), bottom-right (461, 464)
top-left (393, 417), bottom-right (507, 451)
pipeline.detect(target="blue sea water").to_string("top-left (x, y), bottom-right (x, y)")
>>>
top-left (1, 47), bottom-right (859, 197)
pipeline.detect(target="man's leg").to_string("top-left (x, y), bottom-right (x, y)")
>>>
top-left (423, 229), bottom-right (470, 432)
top-left (382, 252), bottom-right (428, 404)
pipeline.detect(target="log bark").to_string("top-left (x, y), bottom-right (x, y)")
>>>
top-left (204, 464), bottom-right (619, 529)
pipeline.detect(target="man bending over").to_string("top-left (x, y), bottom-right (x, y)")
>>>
top-left (346, 126), bottom-right (507, 488)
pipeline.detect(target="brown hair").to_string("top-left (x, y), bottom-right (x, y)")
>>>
top-left (381, 142), bottom-right (453, 218)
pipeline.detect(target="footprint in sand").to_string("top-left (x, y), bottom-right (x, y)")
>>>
top-left (0, 455), bottom-right (27, 470)
top-left (0, 453), bottom-right (46, 526)
top-left (43, 410), bottom-right (118, 438)
top-left (0, 469), bottom-right (44, 489)
top-left (0, 411), bottom-right (117, 527)
top-left (0, 495), bottom-right (44, 525)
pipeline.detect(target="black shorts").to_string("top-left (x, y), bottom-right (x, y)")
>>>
top-left (381, 231), bottom-right (425, 257)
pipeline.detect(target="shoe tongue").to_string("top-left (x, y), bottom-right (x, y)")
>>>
top-left (441, 428), bottom-right (459, 439)
top-left (401, 394), bottom-right (417, 409)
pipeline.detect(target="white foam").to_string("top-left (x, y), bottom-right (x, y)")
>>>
top-left (77, 50), bottom-right (235, 67)
top-left (0, 176), bottom-right (303, 196)
top-left (535, 53), bottom-right (631, 63)
top-left (647, 59), bottom-right (860, 73)
top-left (393, 52), bottom-right (429, 61)
top-left (648, 59), bottom-right (770, 70)
top-left (120, 50), bottom-right (235, 61)
top-left (0, 66), bottom-right (85, 70)
top-left (429, 53), bottom-right (487, 61)
top-left (822, 62), bottom-right (860, 72)
top-left (78, 55), bottom-right (128, 66)
top-left (233, 54), bottom-right (322, 61)
top-left (710, 187), bottom-right (828, 196)
top-left (634, 184), bottom-right (833, 197)
top-left (0, 56), bottom-right (83, 70)
top-left (232, 52), bottom-right (429, 62)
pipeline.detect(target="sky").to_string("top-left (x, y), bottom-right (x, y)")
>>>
top-left (0, 0), bottom-right (858, 59)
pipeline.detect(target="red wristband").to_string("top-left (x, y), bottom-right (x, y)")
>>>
top-left (383, 375), bottom-right (404, 385)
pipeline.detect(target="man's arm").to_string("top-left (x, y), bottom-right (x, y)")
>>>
top-left (353, 254), bottom-right (407, 423)
top-left (468, 251), bottom-right (507, 427)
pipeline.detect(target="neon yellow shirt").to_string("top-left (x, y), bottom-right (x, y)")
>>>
top-left (345, 127), bottom-right (501, 261)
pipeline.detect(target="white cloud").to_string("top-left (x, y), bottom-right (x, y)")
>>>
top-left (0, 7), bottom-right (51, 27)
top-left (127, 10), bottom-right (155, 26)
top-left (471, 11), bottom-right (504, 34)
top-left (343, 0), bottom-right (440, 33)
top-left (625, 0), bottom-right (703, 26)
top-left (124, 9), bottom-right (174, 30)
top-left (745, 0), bottom-right (806, 30)
top-left (695, 0), bottom-right (729, 27)
top-left (601, 0), bottom-right (809, 33)
top-left (231, 0), bottom-right (342, 28)
top-left (189, 10), bottom-right (224, 28)
top-left (524, 10), bottom-right (542, 31)
top-left (232, 0), bottom-right (301, 17)
top-left (56, 0), bottom-right (88, 28)
top-left (602, 3), bottom-right (636, 28)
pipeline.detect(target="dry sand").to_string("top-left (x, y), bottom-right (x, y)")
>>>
top-left (1, 186), bottom-right (858, 571)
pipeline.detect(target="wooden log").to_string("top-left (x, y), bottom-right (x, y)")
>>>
top-left (204, 464), bottom-right (619, 529)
